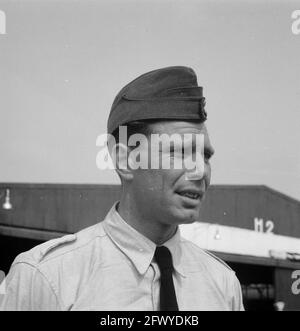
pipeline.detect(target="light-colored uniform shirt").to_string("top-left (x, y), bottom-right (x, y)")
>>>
top-left (0, 203), bottom-right (244, 311)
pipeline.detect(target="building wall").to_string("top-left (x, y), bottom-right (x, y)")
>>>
top-left (275, 268), bottom-right (300, 311)
top-left (1, 183), bottom-right (300, 240)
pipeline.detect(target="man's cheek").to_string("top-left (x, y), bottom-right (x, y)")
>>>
top-left (205, 164), bottom-right (211, 186)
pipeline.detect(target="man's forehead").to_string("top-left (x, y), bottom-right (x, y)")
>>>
top-left (146, 120), bottom-right (214, 154)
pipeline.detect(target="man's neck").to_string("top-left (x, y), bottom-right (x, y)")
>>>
top-left (117, 198), bottom-right (177, 245)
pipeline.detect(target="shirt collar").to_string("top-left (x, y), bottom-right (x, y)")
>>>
top-left (102, 202), bottom-right (186, 277)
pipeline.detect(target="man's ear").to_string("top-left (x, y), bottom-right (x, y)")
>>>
top-left (112, 143), bottom-right (134, 181)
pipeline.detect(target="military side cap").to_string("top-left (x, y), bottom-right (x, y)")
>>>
top-left (107, 66), bottom-right (207, 134)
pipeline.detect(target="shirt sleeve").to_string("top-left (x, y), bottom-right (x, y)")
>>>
top-left (0, 262), bottom-right (61, 311)
top-left (229, 272), bottom-right (245, 311)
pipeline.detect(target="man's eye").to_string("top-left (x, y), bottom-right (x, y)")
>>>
top-left (169, 147), bottom-right (184, 156)
top-left (169, 147), bottom-right (175, 156)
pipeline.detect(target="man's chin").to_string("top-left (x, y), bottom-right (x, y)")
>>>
top-left (178, 215), bottom-right (198, 224)
top-left (169, 207), bottom-right (200, 225)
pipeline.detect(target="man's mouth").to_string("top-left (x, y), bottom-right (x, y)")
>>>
top-left (176, 190), bottom-right (202, 200)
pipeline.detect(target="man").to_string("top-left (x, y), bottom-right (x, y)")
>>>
top-left (0, 66), bottom-right (244, 311)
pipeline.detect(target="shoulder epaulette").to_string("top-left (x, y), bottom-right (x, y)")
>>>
top-left (38, 234), bottom-right (77, 262)
top-left (203, 249), bottom-right (234, 272)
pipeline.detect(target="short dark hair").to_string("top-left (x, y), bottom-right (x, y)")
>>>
top-left (111, 120), bottom-right (157, 145)
top-left (108, 120), bottom-right (156, 175)
top-left (110, 118), bottom-right (203, 146)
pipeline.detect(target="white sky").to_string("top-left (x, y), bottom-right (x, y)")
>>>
top-left (0, 0), bottom-right (300, 200)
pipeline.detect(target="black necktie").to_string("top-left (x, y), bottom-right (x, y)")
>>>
top-left (154, 246), bottom-right (179, 311)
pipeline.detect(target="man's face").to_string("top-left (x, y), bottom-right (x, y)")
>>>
top-left (129, 120), bottom-right (214, 226)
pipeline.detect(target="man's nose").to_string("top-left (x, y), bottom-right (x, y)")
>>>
top-left (184, 157), bottom-right (208, 181)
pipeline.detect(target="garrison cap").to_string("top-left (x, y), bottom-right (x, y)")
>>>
top-left (107, 66), bottom-right (207, 134)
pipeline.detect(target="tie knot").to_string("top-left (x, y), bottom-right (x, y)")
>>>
top-left (154, 246), bottom-right (174, 271)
